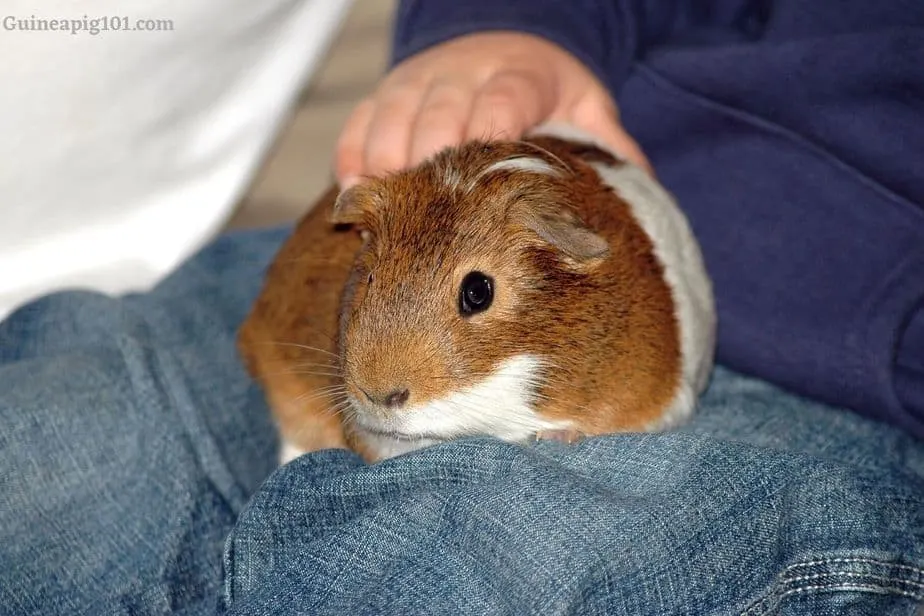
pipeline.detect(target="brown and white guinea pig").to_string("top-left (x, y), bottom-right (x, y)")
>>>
top-left (237, 122), bottom-right (716, 464)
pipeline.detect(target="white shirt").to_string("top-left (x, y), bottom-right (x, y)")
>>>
top-left (0, 0), bottom-right (354, 320)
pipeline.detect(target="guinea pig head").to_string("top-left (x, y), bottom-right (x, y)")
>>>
top-left (327, 140), bottom-right (643, 449)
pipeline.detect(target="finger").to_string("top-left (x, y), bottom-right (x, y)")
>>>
top-left (335, 98), bottom-right (375, 188)
top-left (465, 70), bottom-right (549, 143)
top-left (408, 80), bottom-right (474, 166)
top-left (583, 117), bottom-right (652, 175)
top-left (590, 122), bottom-right (652, 174)
top-left (362, 84), bottom-right (426, 178)
top-left (566, 90), bottom-right (653, 174)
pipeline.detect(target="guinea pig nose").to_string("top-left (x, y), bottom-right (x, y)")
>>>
top-left (383, 388), bottom-right (410, 409)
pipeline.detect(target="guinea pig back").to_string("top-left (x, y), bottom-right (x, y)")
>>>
top-left (238, 122), bottom-right (716, 463)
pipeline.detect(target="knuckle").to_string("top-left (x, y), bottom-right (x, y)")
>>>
top-left (489, 68), bottom-right (543, 94)
top-left (477, 87), bottom-right (520, 110)
top-left (377, 82), bottom-right (426, 110)
top-left (426, 80), bottom-right (471, 104)
top-left (415, 108), bottom-right (466, 135)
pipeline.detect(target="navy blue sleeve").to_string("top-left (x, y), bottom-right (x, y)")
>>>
top-left (390, 0), bottom-right (642, 95)
top-left (389, 1), bottom-right (758, 93)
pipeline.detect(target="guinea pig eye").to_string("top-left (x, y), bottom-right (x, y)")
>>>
top-left (367, 271), bottom-right (373, 284)
top-left (459, 271), bottom-right (494, 316)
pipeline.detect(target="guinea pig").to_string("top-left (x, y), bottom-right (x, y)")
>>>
top-left (237, 122), bottom-right (716, 464)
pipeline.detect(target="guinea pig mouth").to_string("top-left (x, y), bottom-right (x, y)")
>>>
top-left (358, 423), bottom-right (428, 442)
top-left (347, 404), bottom-right (403, 434)
top-left (353, 418), bottom-right (434, 442)
top-left (348, 405), bottom-right (446, 442)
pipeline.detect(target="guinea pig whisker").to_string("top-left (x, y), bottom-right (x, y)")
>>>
top-left (291, 385), bottom-right (348, 404)
top-left (299, 384), bottom-right (347, 395)
top-left (267, 360), bottom-right (342, 374)
top-left (252, 368), bottom-right (342, 381)
top-left (285, 369), bottom-right (343, 378)
top-left (276, 320), bottom-right (340, 347)
top-left (254, 369), bottom-right (342, 382)
top-left (288, 392), bottom-right (342, 409)
top-left (269, 256), bottom-right (347, 265)
top-left (255, 356), bottom-right (340, 370)
top-left (320, 399), bottom-right (352, 418)
top-left (279, 368), bottom-right (339, 377)
top-left (318, 384), bottom-right (348, 393)
top-left (290, 399), bottom-right (350, 420)
top-left (264, 340), bottom-right (341, 361)
top-left (340, 404), bottom-right (361, 425)
top-left (288, 360), bottom-right (340, 369)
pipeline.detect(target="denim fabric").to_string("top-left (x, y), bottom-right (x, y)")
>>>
top-left (1, 225), bottom-right (923, 615)
top-left (222, 369), bottom-right (924, 615)
top-left (0, 227), bottom-right (285, 615)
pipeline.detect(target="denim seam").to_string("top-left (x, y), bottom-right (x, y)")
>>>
top-left (784, 583), bottom-right (922, 600)
top-left (785, 557), bottom-right (924, 577)
top-left (784, 572), bottom-right (924, 588)
top-left (741, 557), bottom-right (924, 615)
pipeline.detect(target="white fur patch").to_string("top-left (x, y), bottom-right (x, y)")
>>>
top-left (352, 354), bottom-right (572, 460)
top-left (356, 432), bottom-right (443, 461)
top-left (467, 156), bottom-right (563, 192)
top-left (443, 165), bottom-right (462, 191)
top-left (591, 161), bottom-right (717, 429)
top-left (279, 439), bottom-right (308, 465)
top-left (481, 156), bottom-right (563, 178)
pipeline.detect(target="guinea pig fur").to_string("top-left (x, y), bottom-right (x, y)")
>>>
top-left (237, 122), bottom-right (716, 464)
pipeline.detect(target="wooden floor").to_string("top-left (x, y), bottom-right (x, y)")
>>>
top-left (228, 0), bottom-right (395, 229)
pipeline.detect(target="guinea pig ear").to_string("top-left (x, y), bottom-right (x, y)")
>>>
top-left (522, 206), bottom-right (610, 265)
top-left (329, 184), bottom-right (375, 225)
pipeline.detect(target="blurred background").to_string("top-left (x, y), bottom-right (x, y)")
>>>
top-left (227, 0), bottom-right (395, 230)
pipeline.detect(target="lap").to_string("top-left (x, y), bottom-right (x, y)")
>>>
top-left (223, 366), bottom-right (924, 615)
top-left (1, 225), bottom-right (922, 616)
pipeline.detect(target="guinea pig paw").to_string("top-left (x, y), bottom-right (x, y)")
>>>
top-left (533, 429), bottom-right (586, 445)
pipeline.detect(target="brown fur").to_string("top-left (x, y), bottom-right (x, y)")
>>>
top-left (237, 136), bottom-right (682, 461)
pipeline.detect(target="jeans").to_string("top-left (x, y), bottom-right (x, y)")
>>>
top-left (1, 225), bottom-right (922, 615)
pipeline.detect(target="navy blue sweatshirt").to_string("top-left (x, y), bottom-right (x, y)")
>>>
top-left (390, 1), bottom-right (924, 439)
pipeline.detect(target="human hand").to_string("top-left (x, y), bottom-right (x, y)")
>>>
top-left (335, 31), bottom-right (651, 188)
